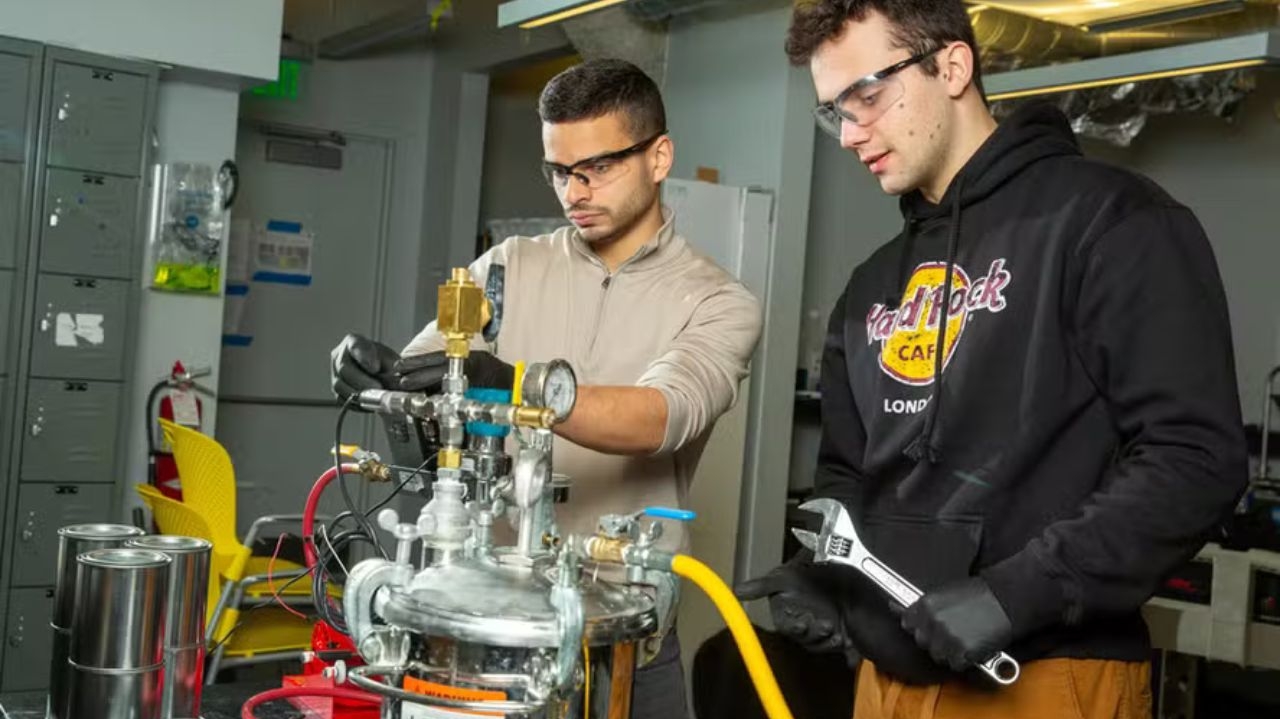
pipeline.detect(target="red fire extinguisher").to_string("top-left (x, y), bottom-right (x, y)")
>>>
top-left (146, 361), bottom-right (214, 501)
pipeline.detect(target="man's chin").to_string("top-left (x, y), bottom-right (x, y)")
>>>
top-left (575, 225), bottom-right (615, 244)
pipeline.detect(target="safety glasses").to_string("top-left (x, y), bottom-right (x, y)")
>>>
top-left (813, 48), bottom-right (941, 139)
top-left (541, 130), bottom-right (668, 192)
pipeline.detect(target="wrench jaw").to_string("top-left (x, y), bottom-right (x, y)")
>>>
top-left (796, 497), bottom-right (864, 564)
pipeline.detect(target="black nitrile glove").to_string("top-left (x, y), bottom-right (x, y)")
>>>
top-left (394, 350), bottom-right (516, 393)
top-left (734, 551), bottom-right (846, 653)
top-left (900, 577), bottom-right (1013, 672)
top-left (331, 334), bottom-right (401, 400)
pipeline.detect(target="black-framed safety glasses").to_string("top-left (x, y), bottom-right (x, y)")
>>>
top-left (541, 130), bottom-right (668, 191)
top-left (813, 47), bottom-right (941, 138)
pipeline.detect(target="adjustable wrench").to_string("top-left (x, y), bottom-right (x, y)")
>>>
top-left (791, 497), bottom-right (1020, 685)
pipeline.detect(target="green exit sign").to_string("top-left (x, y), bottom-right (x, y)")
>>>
top-left (248, 59), bottom-right (301, 100)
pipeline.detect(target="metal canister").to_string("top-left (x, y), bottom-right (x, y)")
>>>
top-left (67, 548), bottom-right (171, 719)
top-left (125, 535), bottom-right (211, 719)
top-left (49, 524), bottom-right (146, 719)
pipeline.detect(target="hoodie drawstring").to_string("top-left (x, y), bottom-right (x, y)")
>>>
top-left (904, 175), bottom-right (965, 465)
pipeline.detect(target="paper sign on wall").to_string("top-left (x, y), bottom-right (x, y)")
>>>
top-left (253, 220), bottom-right (314, 286)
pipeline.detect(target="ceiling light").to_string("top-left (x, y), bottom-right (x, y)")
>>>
top-left (498, 0), bottom-right (629, 29)
top-left (985, 30), bottom-right (1278, 101)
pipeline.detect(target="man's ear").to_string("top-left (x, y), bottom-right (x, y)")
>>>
top-left (651, 134), bottom-right (674, 183)
top-left (940, 42), bottom-right (977, 99)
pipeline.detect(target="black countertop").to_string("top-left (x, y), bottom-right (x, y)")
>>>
top-left (0, 682), bottom-right (307, 719)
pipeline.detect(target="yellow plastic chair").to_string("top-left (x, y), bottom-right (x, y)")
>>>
top-left (154, 419), bottom-right (333, 680)
top-left (135, 485), bottom-right (314, 681)
top-left (157, 418), bottom-right (313, 588)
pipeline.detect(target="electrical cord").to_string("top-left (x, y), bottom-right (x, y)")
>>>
top-left (309, 454), bottom-right (435, 636)
top-left (334, 397), bottom-right (386, 560)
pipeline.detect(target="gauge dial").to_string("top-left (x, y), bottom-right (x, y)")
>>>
top-left (524, 360), bottom-right (577, 422)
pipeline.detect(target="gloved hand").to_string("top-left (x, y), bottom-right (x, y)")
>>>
top-left (331, 334), bottom-right (401, 400)
top-left (394, 350), bottom-right (516, 393)
top-left (734, 552), bottom-right (846, 653)
top-left (900, 577), bottom-right (1012, 672)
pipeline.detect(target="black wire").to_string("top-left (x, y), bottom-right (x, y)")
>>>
top-left (334, 397), bottom-right (387, 560)
top-left (309, 454), bottom-right (436, 636)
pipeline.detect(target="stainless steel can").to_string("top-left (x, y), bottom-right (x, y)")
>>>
top-left (66, 662), bottom-right (164, 719)
top-left (125, 535), bottom-right (211, 719)
top-left (69, 548), bottom-right (171, 670)
top-left (48, 524), bottom-right (146, 719)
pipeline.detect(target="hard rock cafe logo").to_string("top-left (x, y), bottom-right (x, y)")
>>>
top-left (866, 259), bottom-right (1012, 386)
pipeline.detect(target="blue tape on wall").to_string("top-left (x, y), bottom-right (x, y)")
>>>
top-left (226, 283), bottom-right (249, 296)
top-left (251, 271), bottom-right (312, 286)
top-left (266, 220), bottom-right (303, 234)
top-left (222, 334), bottom-right (253, 347)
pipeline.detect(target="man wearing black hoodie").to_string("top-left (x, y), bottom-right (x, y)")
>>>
top-left (736, 1), bottom-right (1248, 717)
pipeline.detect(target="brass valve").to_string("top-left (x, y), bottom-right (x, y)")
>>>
top-left (437, 268), bottom-right (492, 359)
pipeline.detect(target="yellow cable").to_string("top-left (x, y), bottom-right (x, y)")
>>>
top-left (582, 639), bottom-right (590, 717)
top-left (670, 555), bottom-right (795, 719)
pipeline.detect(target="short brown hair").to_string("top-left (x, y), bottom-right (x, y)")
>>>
top-left (786, 0), bottom-right (984, 95)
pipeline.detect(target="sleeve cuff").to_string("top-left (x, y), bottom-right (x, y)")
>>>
top-left (980, 547), bottom-right (1072, 640)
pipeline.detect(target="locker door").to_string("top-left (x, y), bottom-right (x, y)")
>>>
top-left (38, 168), bottom-right (139, 278)
top-left (46, 62), bottom-right (148, 176)
top-left (20, 380), bottom-right (122, 483)
top-left (0, 161), bottom-right (21, 268)
top-left (0, 47), bottom-right (33, 163)
top-left (1, 587), bottom-right (55, 691)
top-left (0, 270), bottom-right (12, 375)
top-left (29, 275), bottom-right (129, 381)
top-left (8, 483), bottom-right (116, 587)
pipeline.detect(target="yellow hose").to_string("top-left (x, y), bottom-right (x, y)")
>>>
top-left (671, 555), bottom-right (795, 719)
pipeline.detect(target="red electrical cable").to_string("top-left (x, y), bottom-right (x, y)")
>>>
top-left (304, 463), bottom-right (362, 568)
top-left (268, 534), bottom-right (309, 620)
top-left (240, 685), bottom-right (379, 719)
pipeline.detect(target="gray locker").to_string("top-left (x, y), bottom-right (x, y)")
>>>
top-left (47, 62), bottom-right (147, 176)
top-left (20, 380), bottom-right (121, 484)
top-left (9, 483), bottom-right (115, 587)
top-left (0, 48), bottom-right (33, 163)
top-left (30, 275), bottom-right (129, 381)
top-left (0, 269), bottom-right (12, 374)
top-left (0, 161), bottom-right (20, 268)
top-left (1, 587), bottom-right (54, 691)
top-left (39, 168), bottom-right (139, 278)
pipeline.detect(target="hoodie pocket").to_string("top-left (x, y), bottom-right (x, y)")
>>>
top-left (860, 514), bottom-right (984, 592)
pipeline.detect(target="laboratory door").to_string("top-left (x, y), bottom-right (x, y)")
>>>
top-left (217, 123), bottom-right (391, 535)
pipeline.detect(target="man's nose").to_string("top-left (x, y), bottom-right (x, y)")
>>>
top-left (563, 176), bottom-right (591, 205)
top-left (841, 118), bottom-right (871, 150)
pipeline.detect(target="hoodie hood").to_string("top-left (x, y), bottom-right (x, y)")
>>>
top-left (902, 102), bottom-right (1082, 221)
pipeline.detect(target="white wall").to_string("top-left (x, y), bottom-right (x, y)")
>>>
top-left (0, 0), bottom-right (283, 80)
top-left (122, 78), bottom-right (241, 513)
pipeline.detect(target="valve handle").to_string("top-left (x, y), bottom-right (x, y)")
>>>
top-left (642, 507), bottom-right (696, 522)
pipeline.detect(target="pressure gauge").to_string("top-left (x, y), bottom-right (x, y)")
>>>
top-left (522, 360), bottom-right (577, 422)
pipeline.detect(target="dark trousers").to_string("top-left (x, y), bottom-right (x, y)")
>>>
top-left (630, 629), bottom-right (689, 719)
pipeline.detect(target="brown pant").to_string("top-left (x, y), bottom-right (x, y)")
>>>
top-left (853, 659), bottom-right (1152, 719)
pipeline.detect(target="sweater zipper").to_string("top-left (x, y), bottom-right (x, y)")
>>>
top-left (586, 273), bottom-right (613, 357)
